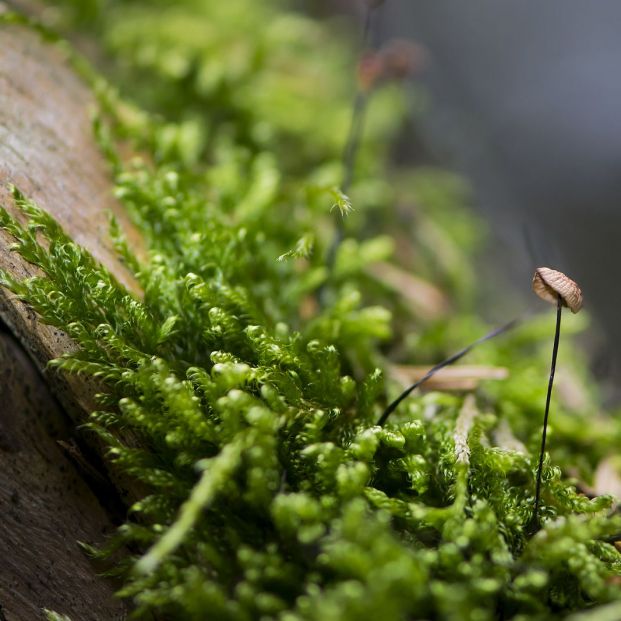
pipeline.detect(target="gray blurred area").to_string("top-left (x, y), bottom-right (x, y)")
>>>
top-left (321, 1), bottom-right (621, 393)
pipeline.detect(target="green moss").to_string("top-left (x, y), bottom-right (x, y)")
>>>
top-left (3, 1), bottom-right (621, 620)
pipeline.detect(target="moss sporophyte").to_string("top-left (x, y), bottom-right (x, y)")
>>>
top-left (323, 0), bottom-right (423, 301)
top-left (2, 1), bottom-right (621, 619)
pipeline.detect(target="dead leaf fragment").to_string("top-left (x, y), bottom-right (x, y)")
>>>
top-left (390, 364), bottom-right (509, 392)
top-left (493, 419), bottom-right (527, 454)
top-left (366, 261), bottom-right (450, 320)
top-left (593, 457), bottom-right (621, 501)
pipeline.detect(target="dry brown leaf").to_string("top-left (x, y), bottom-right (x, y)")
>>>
top-left (366, 261), bottom-right (450, 320)
top-left (593, 457), bottom-right (621, 500)
top-left (390, 364), bottom-right (509, 392)
top-left (493, 419), bottom-right (527, 454)
top-left (555, 368), bottom-right (590, 411)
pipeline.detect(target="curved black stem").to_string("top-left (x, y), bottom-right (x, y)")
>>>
top-left (532, 294), bottom-right (563, 526)
top-left (377, 318), bottom-right (519, 426)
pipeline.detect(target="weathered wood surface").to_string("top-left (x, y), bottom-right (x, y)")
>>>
top-left (0, 21), bottom-right (142, 417)
top-left (0, 326), bottom-right (127, 621)
top-left (0, 17), bottom-right (144, 620)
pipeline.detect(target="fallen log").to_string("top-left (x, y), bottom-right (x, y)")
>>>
top-left (0, 16), bottom-right (141, 620)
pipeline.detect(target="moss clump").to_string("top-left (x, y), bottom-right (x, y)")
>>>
top-left (3, 1), bottom-right (621, 619)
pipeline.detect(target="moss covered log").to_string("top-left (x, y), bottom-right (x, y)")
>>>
top-left (2, 1), bottom-right (621, 619)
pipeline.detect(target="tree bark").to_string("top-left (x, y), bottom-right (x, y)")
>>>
top-left (0, 325), bottom-right (127, 621)
top-left (0, 16), bottom-right (143, 620)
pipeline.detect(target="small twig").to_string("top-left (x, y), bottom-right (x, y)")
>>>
top-left (377, 318), bottom-right (519, 426)
top-left (454, 394), bottom-right (478, 466)
top-left (532, 295), bottom-right (562, 526)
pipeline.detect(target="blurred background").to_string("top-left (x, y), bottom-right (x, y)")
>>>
top-left (318, 0), bottom-right (621, 400)
top-left (9, 0), bottom-right (619, 393)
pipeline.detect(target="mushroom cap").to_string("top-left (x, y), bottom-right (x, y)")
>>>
top-left (532, 267), bottom-right (583, 313)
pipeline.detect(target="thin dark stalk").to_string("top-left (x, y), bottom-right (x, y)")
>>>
top-left (322, 2), bottom-right (380, 290)
top-left (325, 91), bottom-right (368, 272)
top-left (341, 91), bottom-right (368, 196)
top-left (339, 2), bottom-right (376, 197)
top-left (532, 294), bottom-right (562, 525)
top-left (361, 1), bottom-right (375, 48)
top-left (377, 318), bottom-right (519, 426)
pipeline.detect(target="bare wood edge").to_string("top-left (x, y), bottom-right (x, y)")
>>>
top-left (0, 23), bottom-right (143, 418)
top-left (0, 20), bottom-right (147, 617)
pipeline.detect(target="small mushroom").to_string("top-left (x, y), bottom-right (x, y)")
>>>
top-left (532, 267), bottom-right (583, 313)
top-left (530, 267), bottom-right (583, 530)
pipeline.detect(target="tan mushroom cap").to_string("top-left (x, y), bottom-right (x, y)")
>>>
top-left (532, 267), bottom-right (583, 313)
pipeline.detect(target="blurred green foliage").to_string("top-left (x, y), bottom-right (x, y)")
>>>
top-left (3, 1), bottom-right (621, 619)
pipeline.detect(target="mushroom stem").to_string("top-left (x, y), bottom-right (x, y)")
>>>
top-left (533, 294), bottom-right (563, 525)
